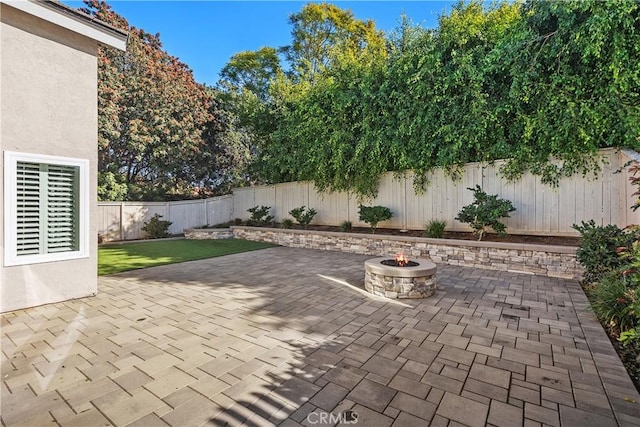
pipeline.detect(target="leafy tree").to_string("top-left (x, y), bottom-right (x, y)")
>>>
top-left (82, 0), bottom-right (237, 200)
top-left (97, 171), bottom-right (128, 201)
top-left (261, 55), bottom-right (389, 197)
top-left (385, 1), bottom-right (521, 189)
top-left (219, 47), bottom-right (282, 102)
top-left (284, 2), bottom-right (386, 81)
top-left (499, 0), bottom-right (640, 184)
top-left (217, 49), bottom-right (282, 189)
top-left (257, 3), bottom-right (388, 196)
top-left (199, 88), bottom-right (255, 195)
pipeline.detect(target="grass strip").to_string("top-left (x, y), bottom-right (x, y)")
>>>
top-left (99, 238), bottom-right (276, 275)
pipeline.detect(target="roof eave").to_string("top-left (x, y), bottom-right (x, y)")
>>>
top-left (1, 0), bottom-right (128, 51)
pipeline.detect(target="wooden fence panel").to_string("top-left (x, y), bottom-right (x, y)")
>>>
top-left (275, 182), bottom-right (308, 221)
top-left (371, 174), bottom-right (406, 229)
top-left (308, 187), bottom-right (350, 226)
top-left (232, 149), bottom-right (635, 236)
top-left (167, 200), bottom-right (205, 232)
top-left (254, 186), bottom-right (276, 217)
top-left (98, 196), bottom-right (233, 241)
top-left (119, 203), bottom-right (162, 240)
top-left (622, 149), bottom-right (640, 227)
top-left (233, 188), bottom-right (255, 222)
top-left (405, 171), bottom-right (428, 230)
top-left (99, 148), bottom-right (639, 240)
top-left (97, 203), bottom-right (121, 241)
top-left (206, 195), bottom-right (234, 226)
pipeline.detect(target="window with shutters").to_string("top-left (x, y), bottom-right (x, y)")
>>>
top-left (4, 151), bottom-right (89, 266)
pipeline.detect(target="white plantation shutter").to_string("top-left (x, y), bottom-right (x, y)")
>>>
top-left (16, 162), bottom-right (42, 255)
top-left (47, 164), bottom-right (79, 253)
top-left (15, 161), bottom-right (79, 256)
top-left (5, 152), bottom-right (88, 266)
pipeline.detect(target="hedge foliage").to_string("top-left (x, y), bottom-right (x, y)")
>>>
top-left (252, 0), bottom-right (640, 198)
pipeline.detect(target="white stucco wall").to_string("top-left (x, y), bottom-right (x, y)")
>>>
top-left (1, 4), bottom-right (99, 312)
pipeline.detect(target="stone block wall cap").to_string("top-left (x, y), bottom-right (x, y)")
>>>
top-left (230, 226), bottom-right (577, 254)
top-left (184, 228), bottom-right (232, 232)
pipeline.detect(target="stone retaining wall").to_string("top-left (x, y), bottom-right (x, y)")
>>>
top-left (232, 226), bottom-right (582, 280)
top-left (184, 228), bottom-right (233, 240)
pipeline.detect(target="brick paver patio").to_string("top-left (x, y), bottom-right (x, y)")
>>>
top-left (2, 247), bottom-right (639, 426)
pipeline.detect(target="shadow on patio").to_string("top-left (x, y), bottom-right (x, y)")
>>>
top-left (2, 247), bottom-right (639, 426)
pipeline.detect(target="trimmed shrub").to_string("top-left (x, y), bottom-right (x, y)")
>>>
top-left (358, 205), bottom-right (392, 234)
top-left (142, 214), bottom-right (172, 239)
top-left (281, 219), bottom-right (293, 229)
top-left (289, 206), bottom-right (317, 229)
top-left (456, 186), bottom-right (515, 240)
top-left (247, 205), bottom-right (274, 225)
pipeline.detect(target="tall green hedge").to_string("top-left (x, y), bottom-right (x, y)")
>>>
top-left (256, 0), bottom-right (640, 198)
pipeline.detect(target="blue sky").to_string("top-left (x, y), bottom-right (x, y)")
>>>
top-left (64, 1), bottom-right (454, 86)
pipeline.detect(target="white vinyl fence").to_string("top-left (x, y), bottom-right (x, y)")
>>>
top-left (98, 195), bottom-right (233, 241)
top-left (98, 148), bottom-right (640, 241)
top-left (233, 148), bottom-right (640, 236)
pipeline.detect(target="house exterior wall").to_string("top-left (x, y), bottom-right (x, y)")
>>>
top-left (1, 4), bottom-right (98, 312)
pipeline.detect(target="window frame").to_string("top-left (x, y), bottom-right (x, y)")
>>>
top-left (4, 151), bottom-right (89, 266)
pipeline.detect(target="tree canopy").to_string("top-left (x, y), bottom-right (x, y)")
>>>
top-left (219, 47), bottom-right (282, 102)
top-left (247, 0), bottom-right (640, 197)
top-left (83, 0), bottom-right (249, 200)
top-left (89, 0), bottom-right (640, 200)
top-left (284, 2), bottom-right (386, 81)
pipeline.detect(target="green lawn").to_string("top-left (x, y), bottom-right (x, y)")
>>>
top-left (98, 239), bottom-right (276, 275)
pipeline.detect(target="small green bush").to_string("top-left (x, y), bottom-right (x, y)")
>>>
top-left (455, 186), bottom-right (516, 240)
top-left (142, 214), bottom-right (172, 239)
top-left (247, 205), bottom-right (274, 225)
top-left (281, 219), bottom-right (293, 229)
top-left (619, 329), bottom-right (640, 357)
top-left (424, 220), bottom-right (446, 238)
top-left (358, 205), bottom-right (393, 234)
top-left (590, 272), bottom-right (638, 331)
top-left (573, 220), bottom-right (638, 284)
top-left (339, 220), bottom-right (352, 232)
top-left (585, 237), bottom-right (640, 380)
top-left (617, 326), bottom-right (640, 384)
top-left (289, 206), bottom-right (317, 229)
top-left (234, 218), bottom-right (243, 225)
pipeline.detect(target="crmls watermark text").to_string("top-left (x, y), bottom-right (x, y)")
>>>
top-left (306, 410), bottom-right (358, 424)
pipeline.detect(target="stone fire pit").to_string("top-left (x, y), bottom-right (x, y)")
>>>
top-left (364, 256), bottom-right (436, 299)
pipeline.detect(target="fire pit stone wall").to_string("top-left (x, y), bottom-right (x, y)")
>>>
top-left (365, 257), bottom-right (436, 298)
